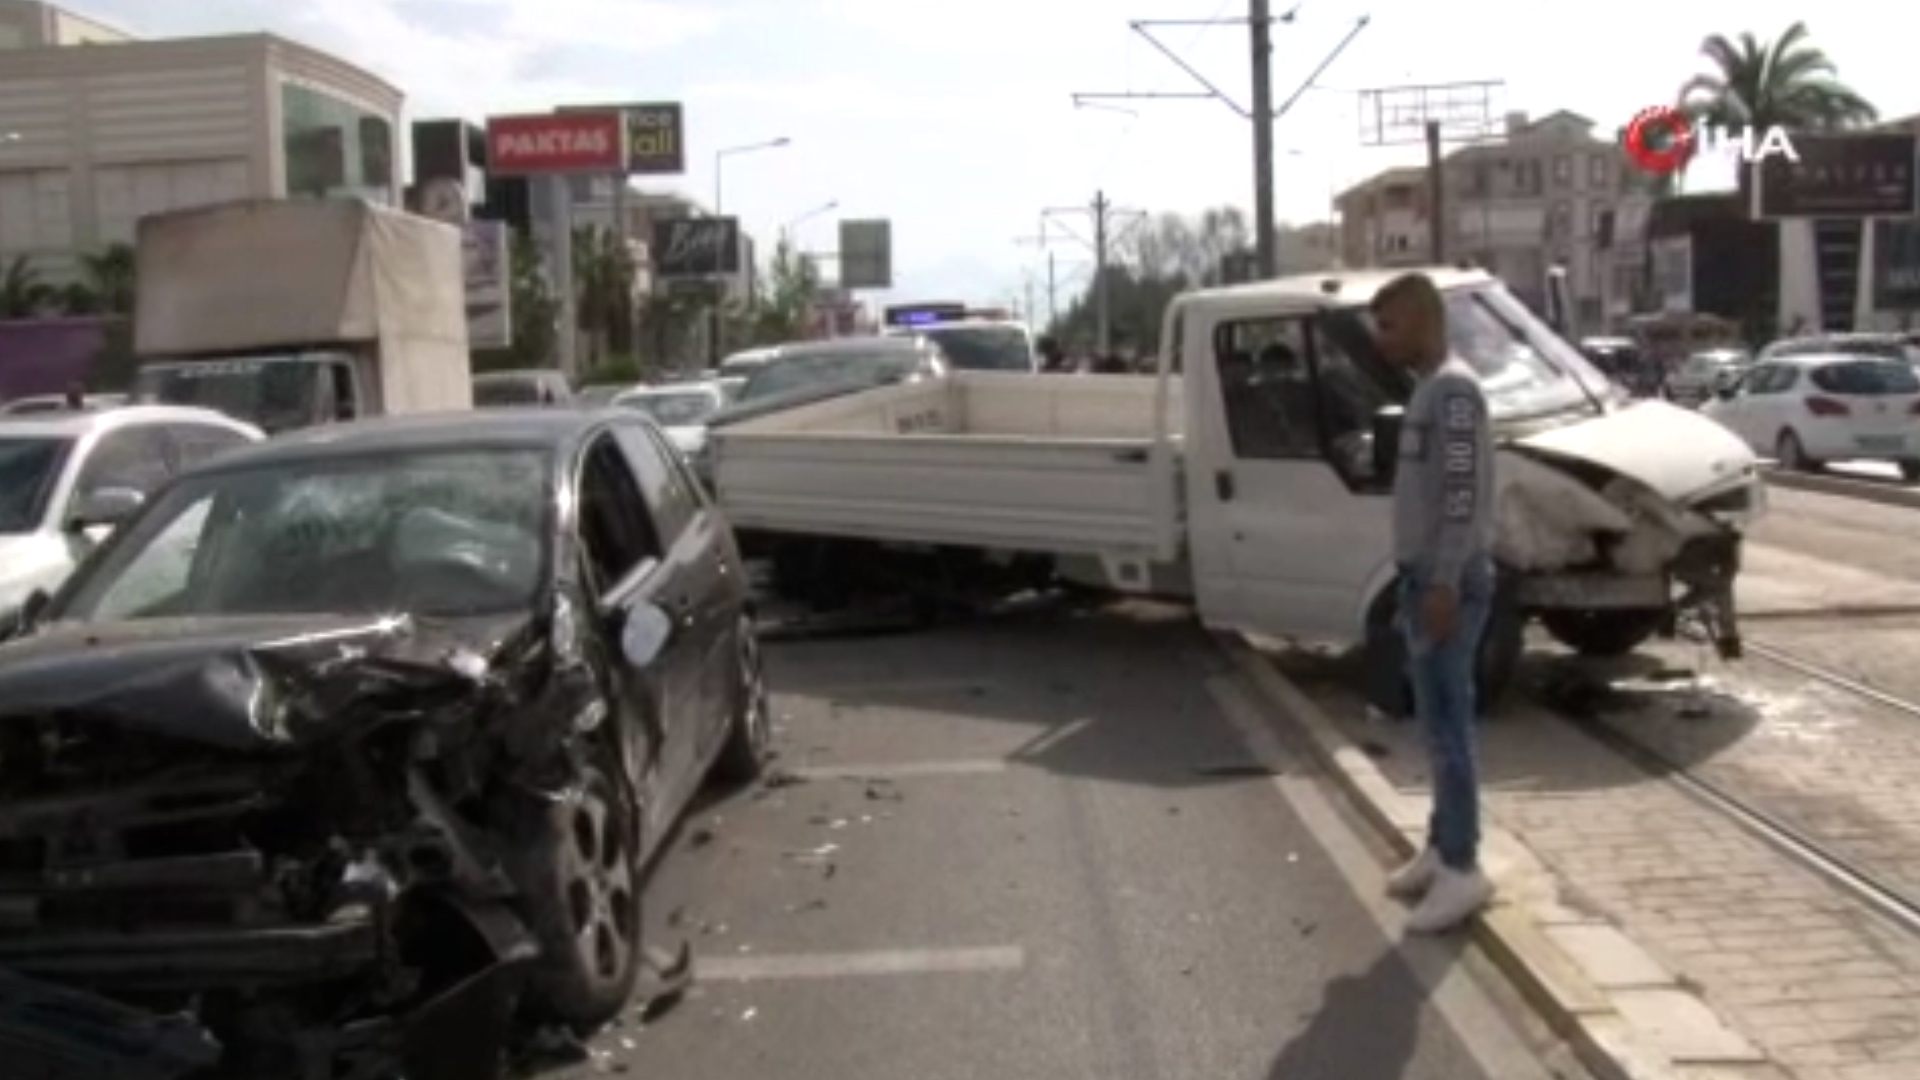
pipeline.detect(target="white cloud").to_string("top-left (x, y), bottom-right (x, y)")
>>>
top-left (686, 74), bottom-right (1027, 122)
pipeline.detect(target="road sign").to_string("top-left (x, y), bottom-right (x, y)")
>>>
top-left (839, 219), bottom-right (892, 289)
top-left (485, 112), bottom-right (626, 174)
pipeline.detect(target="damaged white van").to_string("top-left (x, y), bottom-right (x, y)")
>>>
top-left (708, 268), bottom-right (1762, 704)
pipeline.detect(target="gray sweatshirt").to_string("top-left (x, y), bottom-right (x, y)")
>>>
top-left (1392, 355), bottom-right (1494, 588)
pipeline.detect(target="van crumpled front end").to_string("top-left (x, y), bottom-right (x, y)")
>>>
top-left (0, 613), bottom-right (601, 1079)
top-left (1492, 401), bottom-right (1760, 659)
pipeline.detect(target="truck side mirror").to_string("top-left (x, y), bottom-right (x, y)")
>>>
top-left (1370, 406), bottom-right (1404, 484)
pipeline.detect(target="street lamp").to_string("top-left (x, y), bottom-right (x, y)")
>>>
top-left (713, 136), bottom-right (790, 213)
top-left (782, 199), bottom-right (838, 245)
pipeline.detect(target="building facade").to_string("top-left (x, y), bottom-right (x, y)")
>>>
top-left (0, 19), bottom-right (401, 281)
top-left (1336, 111), bottom-right (1662, 326)
top-left (0, 0), bottom-right (131, 47)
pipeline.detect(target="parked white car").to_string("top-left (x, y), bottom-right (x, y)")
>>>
top-left (0, 393), bottom-right (127, 416)
top-left (0, 405), bottom-right (263, 617)
top-left (613, 382), bottom-right (728, 457)
top-left (1702, 353), bottom-right (1920, 479)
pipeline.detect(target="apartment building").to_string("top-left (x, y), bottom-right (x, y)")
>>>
top-left (1337, 111), bottom-right (1662, 325)
top-left (0, 2), bottom-right (401, 281)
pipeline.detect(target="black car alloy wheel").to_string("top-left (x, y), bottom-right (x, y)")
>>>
top-left (713, 616), bottom-right (772, 784)
top-left (511, 742), bottom-right (643, 1032)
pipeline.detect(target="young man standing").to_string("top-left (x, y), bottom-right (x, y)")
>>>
top-left (1371, 272), bottom-right (1497, 933)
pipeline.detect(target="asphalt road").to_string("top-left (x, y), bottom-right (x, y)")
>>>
top-left (536, 601), bottom-right (1583, 1080)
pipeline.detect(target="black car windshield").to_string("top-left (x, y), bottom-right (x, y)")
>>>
top-left (1326, 283), bottom-right (1609, 420)
top-left (0, 437), bottom-right (73, 534)
top-left (918, 325), bottom-right (1033, 371)
top-left (622, 391), bottom-right (719, 425)
top-left (1809, 358), bottom-right (1920, 395)
top-left (740, 348), bottom-right (922, 401)
top-left (55, 449), bottom-right (553, 622)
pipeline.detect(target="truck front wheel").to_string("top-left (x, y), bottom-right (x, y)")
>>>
top-left (1363, 577), bottom-right (1525, 719)
top-left (1540, 608), bottom-right (1666, 657)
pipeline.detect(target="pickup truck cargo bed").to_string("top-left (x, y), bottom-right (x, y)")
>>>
top-left (712, 372), bottom-right (1185, 559)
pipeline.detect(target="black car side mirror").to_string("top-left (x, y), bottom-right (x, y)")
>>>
top-left (1370, 406), bottom-right (1405, 484)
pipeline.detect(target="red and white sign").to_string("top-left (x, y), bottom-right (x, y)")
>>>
top-left (486, 113), bottom-right (626, 175)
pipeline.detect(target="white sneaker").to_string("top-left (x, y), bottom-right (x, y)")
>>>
top-left (1406, 866), bottom-right (1493, 934)
top-left (1385, 847), bottom-right (1440, 900)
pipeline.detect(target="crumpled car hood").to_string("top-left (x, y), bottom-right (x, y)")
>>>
top-left (0, 612), bottom-right (532, 753)
top-left (1513, 399), bottom-right (1757, 504)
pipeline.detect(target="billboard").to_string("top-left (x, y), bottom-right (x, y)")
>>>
top-left (1756, 133), bottom-right (1917, 219)
top-left (653, 217), bottom-right (741, 277)
top-left (838, 219), bottom-right (892, 288)
top-left (485, 112), bottom-right (626, 174)
top-left (464, 220), bottom-right (512, 349)
top-left (558, 102), bottom-right (685, 174)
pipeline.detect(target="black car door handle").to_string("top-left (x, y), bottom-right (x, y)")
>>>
top-left (1215, 469), bottom-right (1235, 500)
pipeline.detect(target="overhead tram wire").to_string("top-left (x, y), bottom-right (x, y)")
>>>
top-left (1087, 0), bottom-right (1235, 187)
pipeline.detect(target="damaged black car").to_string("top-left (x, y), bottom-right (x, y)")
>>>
top-left (0, 410), bottom-right (772, 1078)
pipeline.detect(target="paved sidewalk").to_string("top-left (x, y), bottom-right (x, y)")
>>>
top-left (1237, 640), bottom-right (1920, 1080)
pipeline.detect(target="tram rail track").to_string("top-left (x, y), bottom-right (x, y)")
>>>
top-left (1551, 627), bottom-right (1920, 940)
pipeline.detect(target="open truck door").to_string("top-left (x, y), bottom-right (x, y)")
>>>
top-left (1177, 300), bottom-right (1397, 645)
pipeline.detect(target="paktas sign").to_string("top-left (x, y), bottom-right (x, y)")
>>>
top-left (485, 113), bottom-right (625, 175)
top-left (652, 217), bottom-right (740, 277)
top-left (1756, 133), bottom-right (1917, 219)
top-left (558, 102), bottom-right (686, 174)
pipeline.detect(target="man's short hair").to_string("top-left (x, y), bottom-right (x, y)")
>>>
top-left (1371, 271), bottom-right (1446, 326)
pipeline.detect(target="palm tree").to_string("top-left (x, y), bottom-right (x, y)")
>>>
top-left (0, 255), bottom-right (51, 318)
top-left (80, 243), bottom-right (136, 314)
top-left (1677, 22), bottom-right (1879, 196)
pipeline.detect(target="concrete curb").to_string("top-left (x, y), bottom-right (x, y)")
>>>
top-left (1763, 466), bottom-right (1920, 509)
top-left (1221, 636), bottom-right (1778, 1080)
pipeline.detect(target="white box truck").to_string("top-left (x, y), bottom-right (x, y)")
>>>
top-left (708, 268), bottom-right (1764, 704)
top-left (130, 199), bottom-right (472, 432)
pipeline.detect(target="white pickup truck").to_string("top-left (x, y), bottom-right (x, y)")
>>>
top-left (708, 268), bottom-right (1762, 703)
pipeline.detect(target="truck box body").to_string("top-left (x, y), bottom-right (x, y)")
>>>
top-left (134, 199), bottom-right (471, 415)
top-left (713, 372), bottom-right (1186, 559)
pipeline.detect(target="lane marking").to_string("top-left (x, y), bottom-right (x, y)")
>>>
top-left (1204, 672), bottom-right (1586, 1080)
top-left (697, 946), bottom-right (1025, 981)
top-left (1013, 716), bottom-right (1095, 758)
top-left (789, 759), bottom-right (1008, 780)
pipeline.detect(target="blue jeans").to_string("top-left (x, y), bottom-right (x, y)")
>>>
top-left (1398, 558), bottom-right (1493, 871)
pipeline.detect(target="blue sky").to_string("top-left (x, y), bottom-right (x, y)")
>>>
top-left (78, 0), bottom-right (1911, 309)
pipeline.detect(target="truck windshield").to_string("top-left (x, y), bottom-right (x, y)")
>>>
top-left (917, 325), bottom-right (1033, 371)
top-left (134, 355), bottom-right (338, 432)
top-left (1324, 283), bottom-right (1611, 421)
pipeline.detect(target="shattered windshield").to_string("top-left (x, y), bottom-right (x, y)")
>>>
top-left (0, 437), bottom-right (73, 534)
top-left (55, 449), bottom-right (553, 622)
top-left (1328, 284), bottom-right (1610, 421)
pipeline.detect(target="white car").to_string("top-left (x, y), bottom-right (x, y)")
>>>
top-left (1702, 353), bottom-right (1920, 479)
top-left (0, 392), bottom-right (127, 416)
top-left (613, 383), bottom-right (727, 458)
top-left (0, 405), bottom-right (263, 617)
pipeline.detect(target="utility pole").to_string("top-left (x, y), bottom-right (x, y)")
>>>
top-left (1249, 0), bottom-right (1276, 277)
top-left (1043, 191), bottom-right (1143, 354)
top-left (1072, 8), bottom-right (1369, 280)
top-left (1014, 231), bottom-right (1063, 326)
top-left (1425, 120), bottom-right (1445, 263)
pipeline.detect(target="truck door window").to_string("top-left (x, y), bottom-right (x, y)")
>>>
top-left (1213, 318), bottom-right (1321, 459)
top-left (1307, 328), bottom-right (1393, 481)
top-left (576, 435), bottom-right (660, 596)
